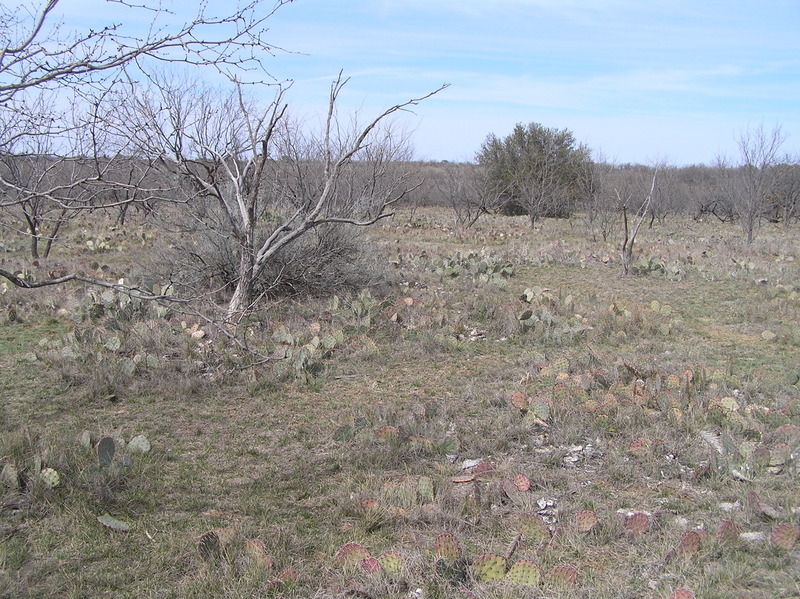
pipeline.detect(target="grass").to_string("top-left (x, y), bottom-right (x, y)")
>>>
top-left (1, 208), bottom-right (799, 598)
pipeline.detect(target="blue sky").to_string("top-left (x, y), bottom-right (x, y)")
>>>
top-left (62, 0), bottom-right (800, 165)
top-left (262, 0), bottom-right (800, 165)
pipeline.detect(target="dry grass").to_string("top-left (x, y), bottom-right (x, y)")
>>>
top-left (1, 208), bottom-right (799, 598)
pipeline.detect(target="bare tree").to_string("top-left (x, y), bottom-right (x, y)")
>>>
top-left (0, 0), bottom-right (291, 104)
top-left (618, 171), bottom-right (655, 276)
top-left (730, 124), bottom-right (786, 243)
top-left (0, 1), bottom-right (446, 318)
top-left (107, 72), bottom-right (445, 316)
top-left (0, 0), bottom-right (293, 253)
top-left (434, 162), bottom-right (496, 230)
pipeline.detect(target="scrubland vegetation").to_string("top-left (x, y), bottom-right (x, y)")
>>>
top-left (2, 2), bottom-right (799, 597)
top-left (1, 204), bottom-right (799, 599)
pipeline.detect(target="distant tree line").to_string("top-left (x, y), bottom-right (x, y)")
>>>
top-left (417, 122), bottom-right (799, 243)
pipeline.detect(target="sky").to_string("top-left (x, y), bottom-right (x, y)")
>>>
top-left (60, 0), bottom-right (800, 165)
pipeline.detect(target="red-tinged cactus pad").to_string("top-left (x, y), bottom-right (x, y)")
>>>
top-left (360, 557), bottom-right (382, 574)
top-left (547, 564), bottom-right (578, 587)
top-left (513, 472), bottom-right (531, 492)
top-left (375, 426), bottom-right (400, 441)
top-left (505, 559), bottom-right (541, 585)
top-left (716, 520), bottom-right (743, 545)
top-left (471, 553), bottom-right (507, 582)
top-left (669, 589), bottom-right (696, 599)
top-left (335, 542), bottom-right (372, 569)
top-left (243, 539), bottom-right (275, 571)
top-left (435, 531), bottom-right (463, 563)
top-left (511, 391), bottom-right (530, 411)
top-left (770, 524), bottom-right (800, 550)
top-left (621, 511), bottom-right (650, 536)
top-left (575, 509), bottom-right (598, 533)
top-left (677, 531), bottom-right (701, 557)
top-left (473, 461), bottom-right (494, 476)
top-left (377, 551), bottom-right (407, 576)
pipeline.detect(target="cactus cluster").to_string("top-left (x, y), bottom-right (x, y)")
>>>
top-left (518, 289), bottom-right (589, 340)
top-left (432, 251), bottom-right (514, 283)
top-left (271, 322), bottom-right (343, 381)
top-left (334, 542), bottom-right (409, 578)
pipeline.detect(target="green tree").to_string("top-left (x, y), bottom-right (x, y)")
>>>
top-left (477, 122), bottom-right (591, 226)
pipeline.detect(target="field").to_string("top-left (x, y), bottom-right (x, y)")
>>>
top-left (1, 208), bottom-right (799, 599)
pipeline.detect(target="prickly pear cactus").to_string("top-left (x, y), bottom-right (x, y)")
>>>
top-left (435, 531), bottom-right (462, 563)
top-left (434, 531), bottom-right (466, 582)
top-left (243, 539), bottom-right (275, 571)
top-left (575, 509), bottom-right (598, 533)
top-left (377, 551), bottom-right (407, 576)
top-left (98, 436), bottom-right (115, 468)
top-left (334, 542), bottom-right (371, 570)
top-left (505, 559), bottom-right (541, 585)
top-left (416, 476), bottom-right (435, 503)
top-left (517, 512), bottom-right (551, 546)
top-left (470, 553), bottom-right (506, 582)
top-left (547, 564), bottom-right (578, 587)
top-left (127, 435), bottom-right (151, 455)
top-left (770, 524), bottom-right (800, 550)
top-left (39, 467), bottom-right (60, 489)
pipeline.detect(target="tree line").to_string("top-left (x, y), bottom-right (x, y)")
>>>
top-left (423, 122), bottom-right (799, 244)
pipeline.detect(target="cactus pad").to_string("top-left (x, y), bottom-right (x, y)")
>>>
top-left (575, 509), bottom-right (598, 533)
top-left (547, 564), bottom-right (578, 587)
top-left (716, 520), bottom-right (742, 545)
top-left (517, 512), bottom-right (550, 545)
top-left (513, 473), bottom-right (530, 492)
top-left (622, 511), bottom-right (650, 536)
top-left (511, 392), bottom-right (529, 411)
top-left (0, 462), bottom-right (19, 489)
top-left (334, 542), bottom-right (371, 569)
top-left (552, 356), bottom-right (570, 375)
top-left (435, 531), bottom-right (463, 564)
top-left (471, 553), bottom-right (506, 582)
top-left (127, 435), bottom-right (151, 455)
top-left (770, 524), bottom-right (800, 550)
top-left (677, 531), bottom-right (700, 557)
top-left (375, 426), bottom-right (400, 441)
top-left (276, 566), bottom-right (298, 584)
top-left (360, 557), bottom-right (382, 574)
top-left (628, 438), bottom-right (650, 455)
top-left (505, 559), bottom-right (541, 585)
top-left (197, 531), bottom-right (221, 561)
top-left (669, 589), bottom-right (696, 599)
top-left (39, 467), bottom-right (60, 489)
top-left (381, 477), bottom-right (417, 508)
top-left (377, 551), bottom-right (407, 576)
top-left (417, 476), bottom-right (435, 503)
top-left (97, 436), bottom-right (115, 468)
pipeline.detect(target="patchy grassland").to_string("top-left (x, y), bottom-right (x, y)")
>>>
top-left (1, 208), bottom-right (799, 599)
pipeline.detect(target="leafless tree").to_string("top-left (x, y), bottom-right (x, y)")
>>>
top-left (106, 71), bottom-right (444, 316)
top-left (433, 162), bottom-right (497, 229)
top-left (618, 171), bottom-right (655, 276)
top-left (0, 0), bottom-right (293, 254)
top-left (0, 1), bottom-right (446, 318)
top-left (729, 124), bottom-right (786, 243)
